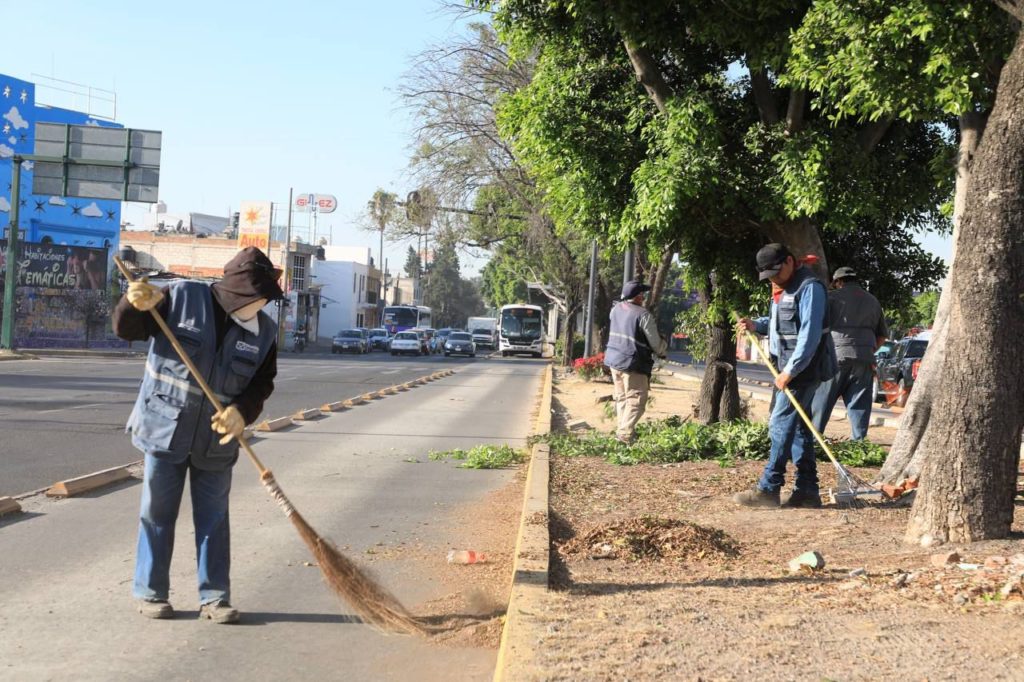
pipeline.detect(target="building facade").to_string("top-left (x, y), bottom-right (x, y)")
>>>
top-left (316, 245), bottom-right (382, 338)
top-left (119, 230), bottom-right (322, 348)
top-left (0, 72), bottom-right (124, 348)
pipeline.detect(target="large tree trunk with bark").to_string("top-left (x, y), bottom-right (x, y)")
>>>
top-left (904, 29), bottom-right (1024, 546)
top-left (560, 298), bottom-right (581, 367)
top-left (764, 217), bottom-right (829, 282)
top-left (697, 321), bottom-right (741, 424)
top-left (695, 278), bottom-right (741, 424)
top-left (879, 111), bottom-right (987, 484)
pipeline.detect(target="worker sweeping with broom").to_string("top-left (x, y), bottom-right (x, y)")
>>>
top-left (114, 247), bottom-right (283, 623)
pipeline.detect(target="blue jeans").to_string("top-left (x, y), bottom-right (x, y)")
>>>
top-left (133, 454), bottom-right (233, 605)
top-left (759, 382), bottom-right (819, 495)
top-left (811, 361), bottom-right (874, 440)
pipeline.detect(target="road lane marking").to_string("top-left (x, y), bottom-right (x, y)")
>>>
top-left (37, 402), bottom-right (106, 414)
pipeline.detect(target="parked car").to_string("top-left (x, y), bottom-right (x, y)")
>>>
top-left (875, 332), bottom-right (929, 407)
top-left (444, 331), bottom-right (476, 357)
top-left (367, 328), bottom-right (390, 351)
top-left (874, 340), bottom-right (895, 361)
top-left (332, 329), bottom-right (368, 354)
top-left (389, 331), bottom-right (424, 356)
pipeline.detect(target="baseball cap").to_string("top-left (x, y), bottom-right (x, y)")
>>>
top-left (832, 266), bottom-right (857, 281)
top-left (620, 280), bottom-right (651, 300)
top-left (755, 243), bottom-right (792, 281)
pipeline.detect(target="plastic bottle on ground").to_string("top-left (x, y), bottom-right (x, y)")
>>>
top-left (447, 550), bottom-right (487, 564)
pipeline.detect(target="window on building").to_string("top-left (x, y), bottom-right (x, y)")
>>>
top-left (356, 313), bottom-right (364, 327)
top-left (291, 254), bottom-right (307, 291)
top-left (353, 273), bottom-right (357, 292)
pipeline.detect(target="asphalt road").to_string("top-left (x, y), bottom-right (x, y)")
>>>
top-left (0, 357), bottom-right (546, 681)
top-left (0, 350), bottom-right (483, 497)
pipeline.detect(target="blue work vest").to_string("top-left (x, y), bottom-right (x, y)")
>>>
top-left (126, 281), bottom-right (276, 471)
top-left (774, 266), bottom-right (837, 386)
top-left (604, 301), bottom-right (654, 376)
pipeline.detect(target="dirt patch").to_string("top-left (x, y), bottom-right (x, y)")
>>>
top-left (412, 471), bottom-right (525, 649)
top-left (561, 516), bottom-right (739, 562)
top-left (527, 370), bottom-right (1024, 680)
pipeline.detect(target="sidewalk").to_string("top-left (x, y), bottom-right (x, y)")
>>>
top-left (0, 363), bottom-right (543, 681)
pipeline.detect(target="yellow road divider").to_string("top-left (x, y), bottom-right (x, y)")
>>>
top-left (0, 496), bottom-right (22, 516)
top-left (46, 465), bottom-right (132, 498)
top-left (292, 408), bottom-right (322, 421)
top-left (256, 416), bottom-right (294, 432)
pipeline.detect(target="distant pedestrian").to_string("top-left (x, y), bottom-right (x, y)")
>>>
top-left (810, 267), bottom-right (888, 440)
top-left (113, 247), bottom-right (283, 623)
top-left (603, 280), bottom-right (668, 444)
top-left (735, 244), bottom-right (836, 508)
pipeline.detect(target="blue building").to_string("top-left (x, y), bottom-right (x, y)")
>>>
top-left (0, 72), bottom-right (125, 348)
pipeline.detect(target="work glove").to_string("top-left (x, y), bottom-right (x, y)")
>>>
top-left (126, 279), bottom-right (164, 312)
top-left (211, 405), bottom-right (245, 445)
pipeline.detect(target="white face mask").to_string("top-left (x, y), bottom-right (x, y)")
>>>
top-left (230, 313), bottom-right (260, 335)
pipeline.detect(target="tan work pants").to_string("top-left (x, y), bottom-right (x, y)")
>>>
top-left (611, 368), bottom-right (650, 441)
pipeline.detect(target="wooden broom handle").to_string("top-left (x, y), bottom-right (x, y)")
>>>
top-left (114, 257), bottom-right (268, 476)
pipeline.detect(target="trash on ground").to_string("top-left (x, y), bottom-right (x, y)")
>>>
top-left (447, 549), bottom-right (487, 564)
top-left (788, 550), bottom-right (825, 573)
top-left (561, 516), bottom-right (739, 562)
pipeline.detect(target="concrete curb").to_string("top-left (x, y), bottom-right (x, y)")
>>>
top-left (494, 364), bottom-right (553, 682)
top-left (21, 348), bottom-right (146, 359)
top-left (46, 465), bottom-right (133, 498)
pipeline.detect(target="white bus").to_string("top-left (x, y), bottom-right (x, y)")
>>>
top-left (498, 304), bottom-right (544, 357)
top-left (383, 305), bottom-right (432, 335)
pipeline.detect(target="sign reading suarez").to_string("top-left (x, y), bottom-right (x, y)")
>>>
top-left (0, 241), bottom-right (108, 290)
top-left (237, 200), bottom-right (272, 250)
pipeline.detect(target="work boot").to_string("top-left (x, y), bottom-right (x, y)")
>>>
top-left (137, 599), bottom-right (174, 620)
top-left (199, 601), bottom-right (240, 624)
top-left (782, 489), bottom-right (822, 508)
top-left (732, 488), bottom-right (780, 508)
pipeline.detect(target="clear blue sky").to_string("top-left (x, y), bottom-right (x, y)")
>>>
top-left (5, 0), bottom-right (474, 274)
top-left (5, 1), bottom-right (952, 278)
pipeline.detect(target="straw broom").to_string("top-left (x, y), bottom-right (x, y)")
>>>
top-left (114, 258), bottom-right (423, 635)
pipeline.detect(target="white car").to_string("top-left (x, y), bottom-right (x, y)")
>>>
top-left (389, 331), bottom-right (423, 356)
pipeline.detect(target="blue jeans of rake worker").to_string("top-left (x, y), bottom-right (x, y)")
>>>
top-left (811, 361), bottom-right (875, 441)
top-left (133, 454), bottom-right (233, 605)
top-left (758, 382), bottom-right (820, 496)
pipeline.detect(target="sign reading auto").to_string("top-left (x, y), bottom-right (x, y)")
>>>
top-left (294, 193), bottom-right (337, 214)
top-left (237, 200), bottom-right (272, 250)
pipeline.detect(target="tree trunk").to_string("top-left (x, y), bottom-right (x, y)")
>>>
top-left (646, 243), bottom-right (676, 313)
top-left (560, 299), bottom-right (580, 367)
top-left (904, 31), bottom-right (1024, 546)
top-left (622, 40), bottom-right (672, 115)
top-left (696, 278), bottom-right (740, 424)
top-left (764, 218), bottom-right (828, 281)
top-left (879, 111), bottom-right (987, 484)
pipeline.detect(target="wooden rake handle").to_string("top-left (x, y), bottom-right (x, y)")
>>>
top-left (114, 257), bottom-right (268, 476)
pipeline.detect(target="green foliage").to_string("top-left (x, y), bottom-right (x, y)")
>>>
top-left (422, 234), bottom-right (485, 328)
top-left (555, 334), bottom-right (586, 363)
top-left (914, 290), bottom-right (941, 328)
top-left (428, 444), bottom-right (525, 469)
top-left (537, 416), bottom-right (888, 468)
top-left (404, 246), bottom-right (422, 280)
top-left (828, 439), bottom-right (889, 468)
top-left (784, 1), bottom-right (1012, 123)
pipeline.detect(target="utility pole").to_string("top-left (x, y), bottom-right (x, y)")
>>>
top-left (277, 187), bottom-right (293, 347)
top-left (623, 246), bottom-right (635, 288)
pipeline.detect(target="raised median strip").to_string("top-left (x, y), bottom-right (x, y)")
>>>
top-left (46, 465), bottom-right (133, 498)
top-left (494, 364), bottom-right (553, 681)
top-left (360, 391), bottom-right (382, 401)
top-left (0, 496), bottom-right (22, 516)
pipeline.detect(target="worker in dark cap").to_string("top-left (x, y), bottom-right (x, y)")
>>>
top-left (603, 280), bottom-right (668, 443)
top-left (811, 266), bottom-right (888, 440)
top-left (736, 243), bottom-right (836, 508)
top-left (113, 246), bottom-right (284, 624)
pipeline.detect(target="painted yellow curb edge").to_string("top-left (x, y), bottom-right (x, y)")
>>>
top-left (46, 465), bottom-right (133, 498)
